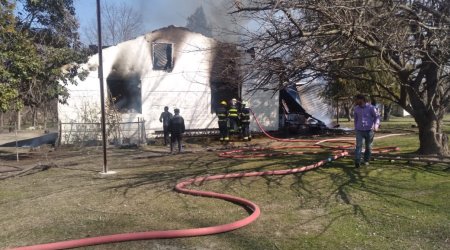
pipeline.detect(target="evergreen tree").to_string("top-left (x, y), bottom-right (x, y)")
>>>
top-left (186, 6), bottom-right (213, 37)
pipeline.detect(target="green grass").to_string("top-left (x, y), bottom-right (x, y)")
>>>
top-left (339, 113), bottom-right (450, 134)
top-left (0, 119), bottom-right (449, 249)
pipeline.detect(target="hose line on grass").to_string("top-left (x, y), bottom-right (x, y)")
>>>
top-left (11, 111), bottom-right (399, 250)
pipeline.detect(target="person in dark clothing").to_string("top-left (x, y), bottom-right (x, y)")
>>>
top-left (159, 106), bottom-right (173, 146)
top-left (216, 100), bottom-right (229, 142)
top-left (168, 108), bottom-right (185, 153)
top-left (240, 101), bottom-right (251, 141)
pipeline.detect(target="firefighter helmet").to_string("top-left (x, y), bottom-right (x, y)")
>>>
top-left (220, 100), bottom-right (227, 105)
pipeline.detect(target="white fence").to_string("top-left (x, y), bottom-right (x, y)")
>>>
top-left (58, 118), bottom-right (146, 146)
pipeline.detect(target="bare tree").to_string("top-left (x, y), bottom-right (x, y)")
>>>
top-left (83, 1), bottom-right (143, 46)
top-left (233, 0), bottom-right (450, 155)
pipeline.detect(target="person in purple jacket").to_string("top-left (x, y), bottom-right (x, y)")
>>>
top-left (353, 94), bottom-right (380, 168)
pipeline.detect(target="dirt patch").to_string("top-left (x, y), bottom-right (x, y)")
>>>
top-left (0, 165), bottom-right (21, 173)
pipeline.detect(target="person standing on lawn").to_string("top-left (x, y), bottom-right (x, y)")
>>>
top-left (354, 94), bottom-right (380, 168)
top-left (228, 98), bottom-right (240, 133)
top-left (168, 108), bottom-right (185, 154)
top-left (240, 101), bottom-right (251, 141)
top-left (216, 100), bottom-right (229, 142)
top-left (159, 106), bottom-right (173, 146)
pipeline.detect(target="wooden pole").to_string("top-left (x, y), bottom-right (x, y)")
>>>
top-left (97, 0), bottom-right (108, 173)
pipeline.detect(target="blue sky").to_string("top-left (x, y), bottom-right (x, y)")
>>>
top-left (74, 0), bottom-right (219, 44)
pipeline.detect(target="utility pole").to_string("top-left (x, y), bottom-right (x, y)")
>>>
top-left (96, 0), bottom-right (111, 174)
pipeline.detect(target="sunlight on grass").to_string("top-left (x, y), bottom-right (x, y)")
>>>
top-left (0, 117), bottom-right (449, 249)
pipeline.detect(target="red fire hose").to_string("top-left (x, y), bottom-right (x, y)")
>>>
top-left (11, 111), bottom-right (398, 250)
top-left (11, 152), bottom-right (347, 250)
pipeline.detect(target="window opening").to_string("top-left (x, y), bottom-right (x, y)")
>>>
top-left (152, 42), bottom-right (173, 71)
top-left (106, 75), bottom-right (142, 113)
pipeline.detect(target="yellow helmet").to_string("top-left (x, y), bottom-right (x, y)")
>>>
top-left (220, 100), bottom-right (227, 105)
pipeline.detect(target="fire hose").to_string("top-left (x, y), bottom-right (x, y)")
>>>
top-left (11, 111), bottom-right (399, 250)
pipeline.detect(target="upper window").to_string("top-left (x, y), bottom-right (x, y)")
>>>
top-left (152, 43), bottom-right (173, 71)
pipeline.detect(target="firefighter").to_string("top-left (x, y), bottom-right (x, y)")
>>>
top-left (228, 98), bottom-right (239, 133)
top-left (216, 101), bottom-right (229, 142)
top-left (240, 101), bottom-right (251, 141)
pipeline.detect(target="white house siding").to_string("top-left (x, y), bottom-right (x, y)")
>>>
top-left (141, 29), bottom-right (217, 132)
top-left (242, 82), bottom-right (279, 132)
top-left (58, 26), bottom-right (219, 139)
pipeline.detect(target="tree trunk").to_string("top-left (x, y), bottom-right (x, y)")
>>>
top-left (383, 103), bottom-right (392, 121)
top-left (415, 116), bottom-right (449, 156)
top-left (0, 112), bottom-right (3, 130)
top-left (43, 106), bottom-right (47, 130)
top-left (32, 107), bottom-right (37, 127)
top-left (17, 110), bottom-right (21, 131)
top-left (407, 63), bottom-right (449, 156)
top-left (343, 104), bottom-right (351, 121)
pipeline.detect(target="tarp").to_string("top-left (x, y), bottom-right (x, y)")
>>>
top-left (0, 133), bottom-right (58, 147)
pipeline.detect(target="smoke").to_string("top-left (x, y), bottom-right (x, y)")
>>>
top-left (199, 0), bottom-right (241, 42)
top-left (136, 0), bottom-right (241, 42)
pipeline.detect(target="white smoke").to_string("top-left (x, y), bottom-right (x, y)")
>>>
top-left (137, 0), bottom-right (241, 42)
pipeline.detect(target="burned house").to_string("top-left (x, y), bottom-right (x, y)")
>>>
top-left (58, 26), bottom-right (333, 144)
top-left (58, 26), bottom-right (280, 143)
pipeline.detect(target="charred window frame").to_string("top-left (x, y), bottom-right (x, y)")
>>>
top-left (152, 42), bottom-right (174, 71)
top-left (107, 75), bottom-right (142, 114)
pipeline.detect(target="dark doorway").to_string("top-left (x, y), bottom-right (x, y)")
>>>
top-left (210, 43), bottom-right (240, 112)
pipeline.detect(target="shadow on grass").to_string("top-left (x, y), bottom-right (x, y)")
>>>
top-left (0, 152), bottom-right (33, 161)
top-left (79, 146), bottom-right (448, 238)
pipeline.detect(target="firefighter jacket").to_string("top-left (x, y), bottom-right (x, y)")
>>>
top-left (216, 106), bottom-right (228, 122)
top-left (240, 107), bottom-right (251, 123)
top-left (228, 104), bottom-right (239, 118)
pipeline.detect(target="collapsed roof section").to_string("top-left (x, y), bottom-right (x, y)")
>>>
top-left (297, 82), bottom-right (333, 126)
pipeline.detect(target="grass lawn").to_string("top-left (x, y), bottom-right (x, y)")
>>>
top-left (0, 117), bottom-right (449, 249)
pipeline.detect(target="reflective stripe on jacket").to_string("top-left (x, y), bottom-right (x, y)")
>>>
top-left (228, 105), bottom-right (239, 117)
top-left (216, 106), bottom-right (228, 121)
top-left (241, 108), bottom-right (250, 123)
